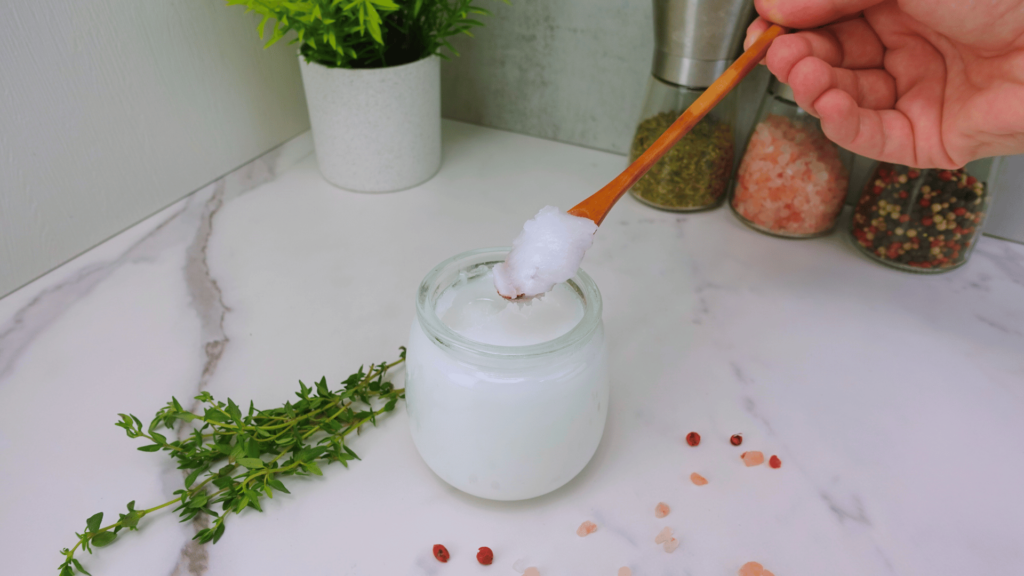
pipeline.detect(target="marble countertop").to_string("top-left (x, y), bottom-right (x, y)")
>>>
top-left (2, 121), bottom-right (1023, 576)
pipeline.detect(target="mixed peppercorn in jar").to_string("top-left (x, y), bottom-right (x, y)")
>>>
top-left (850, 164), bottom-right (990, 272)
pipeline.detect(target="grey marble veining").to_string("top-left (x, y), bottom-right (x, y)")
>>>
top-left (0, 132), bottom-right (311, 576)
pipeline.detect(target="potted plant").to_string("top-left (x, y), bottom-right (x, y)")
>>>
top-left (229, 0), bottom-right (502, 192)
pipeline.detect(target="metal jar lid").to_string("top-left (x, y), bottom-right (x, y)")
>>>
top-left (651, 0), bottom-right (756, 88)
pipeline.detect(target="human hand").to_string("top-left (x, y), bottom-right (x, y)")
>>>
top-left (744, 0), bottom-right (1024, 168)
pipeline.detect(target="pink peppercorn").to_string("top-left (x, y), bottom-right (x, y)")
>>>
top-left (432, 544), bottom-right (450, 563)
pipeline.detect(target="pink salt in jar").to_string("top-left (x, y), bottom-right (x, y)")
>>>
top-left (730, 81), bottom-right (851, 238)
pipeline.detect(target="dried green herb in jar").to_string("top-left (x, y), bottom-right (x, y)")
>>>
top-left (629, 111), bottom-right (735, 211)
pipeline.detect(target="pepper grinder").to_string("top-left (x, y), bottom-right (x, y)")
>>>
top-left (629, 0), bottom-right (756, 212)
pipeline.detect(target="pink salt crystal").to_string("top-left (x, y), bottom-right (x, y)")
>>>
top-left (655, 502), bottom-right (671, 518)
top-left (732, 114), bottom-right (849, 235)
top-left (576, 520), bottom-right (598, 537)
top-left (663, 537), bottom-right (680, 553)
top-left (739, 561), bottom-right (769, 576)
top-left (741, 450), bottom-right (765, 467)
top-left (690, 472), bottom-right (708, 486)
top-left (654, 527), bottom-right (673, 545)
top-left (618, 568), bottom-right (632, 576)
top-left (738, 561), bottom-right (763, 576)
top-left (523, 568), bottom-right (541, 576)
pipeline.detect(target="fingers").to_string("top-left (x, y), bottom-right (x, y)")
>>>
top-left (813, 90), bottom-right (913, 165)
top-left (766, 18), bottom-right (885, 82)
top-left (814, 91), bottom-right (958, 169)
top-left (744, 18), bottom-right (772, 52)
top-left (787, 56), bottom-right (896, 114)
top-left (754, 0), bottom-right (882, 29)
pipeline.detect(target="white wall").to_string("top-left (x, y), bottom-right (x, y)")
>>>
top-left (987, 155), bottom-right (1024, 243)
top-left (0, 0), bottom-right (310, 297)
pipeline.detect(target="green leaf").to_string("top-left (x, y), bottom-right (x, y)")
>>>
top-left (184, 467), bottom-right (205, 489)
top-left (60, 565), bottom-right (74, 576)
top-left (91, 532), bottom-right (117, 547)
top-left (71, 558), bottom-right (92, 576)
top-left (119, 510), bottom-right (140, 531)
top-left (244, 489), bottom-right (264, 512)
top-left (245, 438), bottom-right (261, 458)
top-left (315, 376), bottom-right (330, 397)
top-left (296, 446), bottom-right (327, 462)
top-left (257, 14), bottom-right (271, 40)
top-left (267, 479), bottom-right (291, 494)
top-left (344, 445), bottom-right (361, 460)
top-left (150, 432), bottom-right (167, 444)
top-left (137, 444), bottom-right (162, 452)
top-left (303, 461), bottom-right (323, 476)
top-left (226, 399), bottom-right (243, 424)
top-left (237, 458), bottom-right (265, 469)
top-left (86, 512), bottom-right (103, 534)
top-left (186, 493), bottom-right (208, 509)
top-left (204, 409), bottom-right (227, 423)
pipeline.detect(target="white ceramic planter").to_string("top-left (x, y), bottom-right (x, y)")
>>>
top-left (299, 55), bottom-right (441, 193)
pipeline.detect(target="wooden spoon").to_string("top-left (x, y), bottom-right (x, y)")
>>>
top-left (568, 24), bottom-right (787, 225)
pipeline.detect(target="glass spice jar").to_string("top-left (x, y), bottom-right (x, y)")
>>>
top-left (729, 80), bottom-right (850, 237)
top-left (629, 78), bottom-right (738, 211)
top-left (627, 0), bottom-right (754, 212)
top-left (849, 160), bottom-right (999, 272)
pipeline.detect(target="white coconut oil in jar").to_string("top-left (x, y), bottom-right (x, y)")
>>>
top-left (406, 248), bottom-right (608, 501)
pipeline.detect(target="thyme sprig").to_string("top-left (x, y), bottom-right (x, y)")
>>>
top-left (58, 348), bottom-right (406, 576)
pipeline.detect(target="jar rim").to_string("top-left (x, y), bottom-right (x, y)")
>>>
top-left (415, 247), bottom-right (603, 359)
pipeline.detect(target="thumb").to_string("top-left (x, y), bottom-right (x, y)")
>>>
top-left (755, 0), bottom-right (881, 29)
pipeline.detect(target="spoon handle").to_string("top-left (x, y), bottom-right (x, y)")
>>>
top-left (568, 24), bottom-right (786, 225)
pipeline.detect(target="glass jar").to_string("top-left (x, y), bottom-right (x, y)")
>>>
top-left (729, 81), bottom-right (850, 237)
top-left (405, 248), bottom-right (608, 501)
top-left (845, 153), bottom-right (879, 207)
top-left (628, 76), bottom-right (738, 211)
top-left (849, 159), bottom-right (1000, 272)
